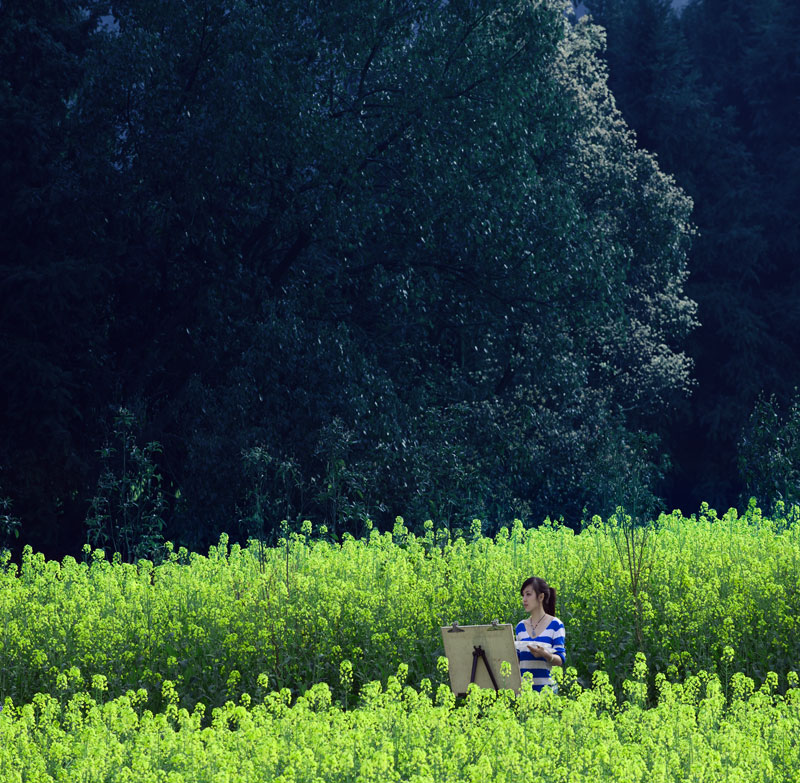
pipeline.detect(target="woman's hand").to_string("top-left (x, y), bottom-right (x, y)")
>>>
top-left (527, 643), bottom-right (557, 665)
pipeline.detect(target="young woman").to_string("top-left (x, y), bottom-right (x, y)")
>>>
top-left (516, 576), bottom-right (566, 691)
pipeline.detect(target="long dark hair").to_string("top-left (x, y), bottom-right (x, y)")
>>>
top-left (520, 576), bottom-right (557, 616)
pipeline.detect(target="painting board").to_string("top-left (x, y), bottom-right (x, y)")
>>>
top-left (440, 622), bottom-right (521, 696)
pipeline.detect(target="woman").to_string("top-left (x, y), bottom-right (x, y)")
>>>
top-left (515, 576), bottom-right (566, 692)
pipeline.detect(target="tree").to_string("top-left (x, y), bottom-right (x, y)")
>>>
top-left (738, 393), bottom-right (800, 512)
top-left (3, 0), bottom-right (697, 552)
top-left (0, 0), bottom-right (110, 553)
top-left (588, 0), bottom-right (800, 509)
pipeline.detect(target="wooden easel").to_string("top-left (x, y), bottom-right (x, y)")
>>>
top-left (440, 621), bottom-right (521, 696)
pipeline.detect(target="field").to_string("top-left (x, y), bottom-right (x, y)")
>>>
top-left (2, 506), bottom-right (800, 781)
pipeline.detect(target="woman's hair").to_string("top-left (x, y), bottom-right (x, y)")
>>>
top-left (520, 576), bottom-right (557, 616)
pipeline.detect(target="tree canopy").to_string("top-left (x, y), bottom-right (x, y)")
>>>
top-left (1, 0), bottom-right (697, 555)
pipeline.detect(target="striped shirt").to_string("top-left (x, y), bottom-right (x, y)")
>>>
top-left (515, 616), bottom-right (566, 691)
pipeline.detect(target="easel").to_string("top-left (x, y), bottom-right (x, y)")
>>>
top-left (469, 644), bottom-right (500, 691)
top-left (440, 620), bottom-right (521, 696)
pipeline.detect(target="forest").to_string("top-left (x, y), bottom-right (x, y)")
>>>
top-left (1, 0), bottom-right (799, 559)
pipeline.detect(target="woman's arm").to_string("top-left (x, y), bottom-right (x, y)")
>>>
top-left (525, 618), bottom-right (566, 667)
top-left (526, 642), bottom-right (562, 666)
top-left (551, 621), bottom-right (566, 667)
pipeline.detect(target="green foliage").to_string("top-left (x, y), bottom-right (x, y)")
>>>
top-left (2, 508), bottom-right (799, 716)
top-left (589, 0), bottom-right (800, 510)
top-left (738, 392), bottom-right (800, 512)
top-left (85, 408), bottom-right (166, 563)
top-left (2, 0), bottom-right (697, 552)
top-left (2, 667), bottom-right (800, 781)
top-left (0, 494), bottom-right (21, 548)
top-left (238, 446), bottom-right (305, 540)
top-left (0, 473), bottom-right (21, 548)
top-left (604, 508), bottom-right (658, 650)
top-left (4, 507), bottom-right (800, 779)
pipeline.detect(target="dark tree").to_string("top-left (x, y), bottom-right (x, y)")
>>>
top-left (2, 0), bottom-right (697, 555)
top-left (587, 0), bottom-right (800, 510)
top-left (0, 0), bottom-right (110, 552)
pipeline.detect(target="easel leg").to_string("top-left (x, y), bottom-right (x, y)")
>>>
top-left (469, 645), bottom-right (500, 691)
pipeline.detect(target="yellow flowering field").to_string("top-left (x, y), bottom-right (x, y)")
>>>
top-left (1, 505), bottom-right (799, 781)
top-left (2, 668), bottom-right (798, 782)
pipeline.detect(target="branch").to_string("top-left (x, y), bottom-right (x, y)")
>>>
top-left (183, 6), bottom-right (209, 96)
top-left (441, 10), bottom-right (494, 78)
top-left (270, 229), bottom-right (311, 290)
top-left (357, 35), bottom-right (385, 102)
top-left (442, 38), bottom-right (530, 101)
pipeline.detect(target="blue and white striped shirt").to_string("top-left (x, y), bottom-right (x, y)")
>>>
top-left (515, 616), bottom-right (566, 691)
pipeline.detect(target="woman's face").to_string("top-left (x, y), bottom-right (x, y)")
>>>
top-left (521, 585), bottom-right (544, 615)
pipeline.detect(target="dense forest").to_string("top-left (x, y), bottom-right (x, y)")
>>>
top-left (586, 0), bottom-right (800, 520)
top-left (1, 0), bottom-right (798, 559)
